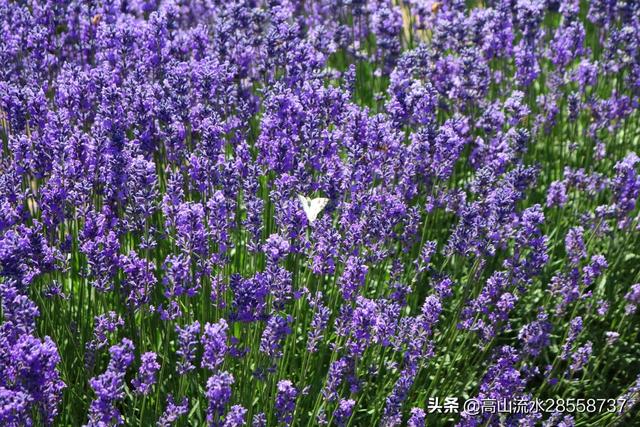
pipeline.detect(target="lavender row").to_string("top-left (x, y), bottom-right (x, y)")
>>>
top-left (1, 0), bottom-right (640, 426)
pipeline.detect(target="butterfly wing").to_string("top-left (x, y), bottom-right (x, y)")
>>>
top-left (298, 195), bottom-right (328, 223)
top-left (298, 194), bottom-right (311, 216)
top-left (306, 197), bottom-right (329, 222)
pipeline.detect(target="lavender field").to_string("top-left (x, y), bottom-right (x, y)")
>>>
top-left (1, 0), bottom-right (640, 426)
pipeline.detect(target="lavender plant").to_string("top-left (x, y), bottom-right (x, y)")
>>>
top-left (1, 0), bottom-right (640, 425)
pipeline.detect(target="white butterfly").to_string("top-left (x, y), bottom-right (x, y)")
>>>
top-left (298, 195), bottom-right (329, 223)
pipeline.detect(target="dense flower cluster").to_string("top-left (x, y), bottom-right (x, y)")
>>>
top-left (1, 0), bottom-right (639, 425)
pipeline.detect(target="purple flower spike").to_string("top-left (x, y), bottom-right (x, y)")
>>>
top-left (87, 339), bottom-right (135, 426)
top-left (206, 372), bottom-right (234, 425)
top-left (133, 352), bottom-right (160, 396)
top-left (202, 319), bottom-right (229, 370)
top-left (275, 380), bottom-right (297, 426)
top-left (333, 399), bottom-right (355, 426)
